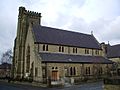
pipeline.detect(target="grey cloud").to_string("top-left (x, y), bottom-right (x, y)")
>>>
top-left (68, 17), bottom-right (89, 33)
top-left (67, 0), bottom-right (86, 8)
top-left (88, 16), bottom-right (120, 44)
top-left (47, 13), bottom-right (72, 28)
top-left (54, 15), bottom-right (120, 45)
top-left (44, 14), bottom-right (90, 34)
top-left (102, 16), bottom-right (120, 40)
top-left (0, 0), bottom-right (18, 60)
top-left (44, 11), bottom-right (120, 45)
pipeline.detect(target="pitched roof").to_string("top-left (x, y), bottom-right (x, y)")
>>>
top-left (32, 25), bottom-right (101, 49)
top-left (39, 52), bottom-right (113, 64)
top-left (107, 44), bottom-right (120, 58)
top-left (0, 63), bottom-right (11, 69)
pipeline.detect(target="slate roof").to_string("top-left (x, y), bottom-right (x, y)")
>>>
top-left (107, 44), bottom-right (120, 58)
top-left (0, 63), bottom-right (11, 69)
top-left (39, 52), bottom-right (113, 64)
top-left (32, 25), bottom-right (101, 49)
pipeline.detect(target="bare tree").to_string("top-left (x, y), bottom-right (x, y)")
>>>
top-left (1, 49), bottom-right (13, 64)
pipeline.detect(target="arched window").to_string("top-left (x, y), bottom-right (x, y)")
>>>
top-left (95, 50), bottom-right (99, 55)
top-left (73, 48), bottom-right (77, 53)
top-left (86, 67), bottom-right (90, 75)
top-left (70, 67), bottom-right (72, 76)
top-left (59, 46), bottom-right (64, 52)
top-left (99, 67), bottom-right (102, 75)
top-left (30, 62), bottom-right (34, 77)
top-left (85, 49), bottom-right (89, 54)
top-left (46, 45), bottom-right (48, 51)
top-left (62, 47), bottom-right (64, 52)
top-left (43, 45), bottom-right (45, 51)
top-left (64, 67), bottom-right (69, 76)
top-left (55, 67), bottom-right (58, 69)
top-left (76, 48), bottom-right (77, 53)
top-left (69, 67), bottom-right (76, 76)
top-left (59, 46), bottom-right (61, 52)
top-left (52, 67), bottom-right (54, 69)
top-left (73, 48), bottom-right (75, 53)
top-left (43, 44), bottom-right (49, 51)
top-left (73, 67), bottom-right (76, 75)
top-left (35, 67), bottom-right (38, 77)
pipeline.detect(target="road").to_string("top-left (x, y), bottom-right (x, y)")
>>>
top-left (0, 81), bottom-right (104, 90)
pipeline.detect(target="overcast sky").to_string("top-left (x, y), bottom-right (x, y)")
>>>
top-left (0, 0), bottom-right (120, 59)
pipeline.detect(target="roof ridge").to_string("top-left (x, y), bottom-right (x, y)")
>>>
top-left (111, 44), bottom-right (120, 47)
top-left (39, 52), bottom-right (113, 64)
top-left (39, 25), bottom-right (92, 36)
top-left (32, 25), bottom-right (101, 49)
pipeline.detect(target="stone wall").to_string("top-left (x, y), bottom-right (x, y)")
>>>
top-left (41, 63), bottom-right (112, 83)
top-left (104, 85), bottom-right (120, 90)
top-left (24, 24), bottom-right (42, 82)
top-left (12, 6), bottom-right (41, 79)
top-left (37, 44), bottom-right (103, 56)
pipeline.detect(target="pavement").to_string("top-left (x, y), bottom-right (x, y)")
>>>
top-left (0, 79), bottom-right (47, 87)
top-left (0, 80), bottom-right (104, 90)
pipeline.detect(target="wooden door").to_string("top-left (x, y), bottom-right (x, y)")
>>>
top-left (51, 71), bottom-right (59, 81)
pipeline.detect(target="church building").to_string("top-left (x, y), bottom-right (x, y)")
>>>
top-left (12, 7), bottom-right (113, 84)
top-left (107, 44), bottom-right (120, 76)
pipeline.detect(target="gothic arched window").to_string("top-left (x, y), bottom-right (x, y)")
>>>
top-left (70, 67), bottom-right (72, 76)
top-left (73, 67), bottom-right (76, 75)
top-left (46, 45), bottom-right (48, 51)
top-left (26, 45), bottom-right (30, 73)
top-left (43, 45), bottom-right (45, 51)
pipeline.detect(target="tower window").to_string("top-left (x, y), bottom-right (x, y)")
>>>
top-left (35, 67), bottom-right (38, 77)
top-left (26, 45), bottom-right (30, 73)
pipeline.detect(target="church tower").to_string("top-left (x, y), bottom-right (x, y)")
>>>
top-left (12, 7), bottom-right (41, 79)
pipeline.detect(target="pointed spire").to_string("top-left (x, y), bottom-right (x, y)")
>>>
top-left (108, 41), bottom-right (110, 45)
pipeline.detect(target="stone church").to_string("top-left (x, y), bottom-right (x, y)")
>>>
top-left (12, 7), bottom-right (113, 84)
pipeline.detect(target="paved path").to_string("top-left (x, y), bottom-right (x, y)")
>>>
top-left (0, 81), bottom-right (104, 90)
